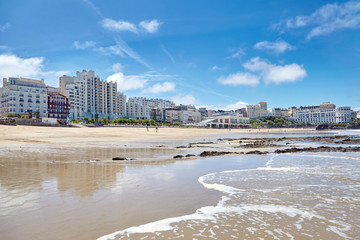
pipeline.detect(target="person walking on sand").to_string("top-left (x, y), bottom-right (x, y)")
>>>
top-left (146, 125), bottom-right (149, 132)
top-left (155, 127), bottom-right (158, 132)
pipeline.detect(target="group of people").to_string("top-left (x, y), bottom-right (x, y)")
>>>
top-left (146, 126), bottom-right (158, 132)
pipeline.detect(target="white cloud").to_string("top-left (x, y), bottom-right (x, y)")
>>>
top-left (222, 101), bottom-right (248, 110)
top-left (102, 18), bottom-right (138, 33)
top-left (226, 48), bottom-right (245, 59)
top-left (218, 72), bottom-right (259, 86)
top-left (160, 44), bottom-right (175, 64)
top-left (243, 57), bottom-right (307, 84)
top-left (0, 22), bottom-right (10, 32)
top-left (276, 1), bottom-right (360, 39)
top-left (101, 18), bottom-right (161, 34)
top-left (171, 94), bottom-right (199, 106)
top-left (111, 63), bottom-right (125, 72)
top-left (73, 41), bottom-right (96, 49)
top-left (142, 81), bottom-right (175, 94)
top-left (139, 20), bottom-right (161, 33)
top-left (0, 54), bottom-right (69, 87)
top-left (210, 65), bottom-right (227, 71)
top-left (106, 72), bottom-right (148, 91)
top-left (97, 40), bottom-right (151, 69)
top-left (254, 39), bottom-right (295, 54)
top-left (354, 107), bottom-right (360, 111)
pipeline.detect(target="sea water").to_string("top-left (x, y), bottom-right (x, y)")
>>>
top-left (99, 151), bottom-right (360, 239)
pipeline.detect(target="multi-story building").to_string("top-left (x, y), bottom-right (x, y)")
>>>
top-left (269, 108), bottom-right (289, 118)
top-left (294, 102), bottom-right (353, 124)
top-left (47, 92), bottom-right (70, 119)
top-left (165, 105), bottom-right (201, 124)
top-left (126, 97), bottom-right (149, 119)
top-left (0, 78), bottom-right (48, 117)
top-left (198, 112), bottom-right (250, 128)
top-left (60, 70), bottom-right (126, 120)
top-left (246, 101), bottom-right (268, 119)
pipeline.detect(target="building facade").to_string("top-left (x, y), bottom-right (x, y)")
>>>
top-left (246, 101), bottom-right (268, 119)
top-left (165, 105), bottom-right (201, 124)
top-left (294, 102), bottom-right (353, 124)
top-left (47, 93), bottom-right (70, 119)
top-left (0, 78), bottom-right (48, 117)
top-left (60, 70), bottom-right (126, 120)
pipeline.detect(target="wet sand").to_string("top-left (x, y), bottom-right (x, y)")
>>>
top-left (4, 125), bottom-right (352, 240)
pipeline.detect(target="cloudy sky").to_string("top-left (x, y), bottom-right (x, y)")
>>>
top-left (0, 0), bottom-right (359, 110)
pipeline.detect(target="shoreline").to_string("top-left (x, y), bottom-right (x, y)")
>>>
top-left (0, 125), bottom-right (317, 149)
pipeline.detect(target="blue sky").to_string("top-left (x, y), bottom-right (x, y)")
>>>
top-left (0, 0), bottom-right (359, 110)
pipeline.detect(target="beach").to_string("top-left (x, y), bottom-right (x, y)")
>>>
top-left (0, 125), bottom-right (359, 239)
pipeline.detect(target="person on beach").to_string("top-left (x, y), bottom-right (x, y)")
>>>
top-left (146, 125), bottom-right (149, 132)
top-left (155, 127), bottom-right (158, 132)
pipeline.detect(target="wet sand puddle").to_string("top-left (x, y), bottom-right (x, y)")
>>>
top-left (99, 152), bottom-right (360, 240)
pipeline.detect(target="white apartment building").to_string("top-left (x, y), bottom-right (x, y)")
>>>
top-left (269, 108), bottom-right (289, 118)
top-left (126, 97), bottom-right (175, 120)
top-left (198, 112), bottom-right (250, 128)
top-left (60, 70), bottom-right (126, 120)
top-left (165, 105), bottom-right (201, 124)
top-left (0, 78), bottom-right (48, 117)
top-left (246, 101), bottom-right (268, 119)
top-left (294, 102), bottom-right (353, 124)
top-left (126, 97), bottom-right (149, 119)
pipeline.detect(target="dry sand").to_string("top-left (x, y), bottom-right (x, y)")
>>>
top-left (0, 125), bottom-right (315, 149)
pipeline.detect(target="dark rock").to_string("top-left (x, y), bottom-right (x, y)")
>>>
top-left (246, 150), bottom-right (268, 155)
top-left (185, 154), bottom-right (196, 157)
top-left (112, 157), bottom-right (128, 160)
top-left (173, 155), bottom-right (184, 159)
top-left (199, 151), bottom-right (235, 157)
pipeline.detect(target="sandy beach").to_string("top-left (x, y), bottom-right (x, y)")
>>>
top-left (0, 125), bottom-right (315, 149)
top-left (2, 125), bottom-right (359, 240)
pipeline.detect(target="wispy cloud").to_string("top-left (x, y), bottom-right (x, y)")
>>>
top-left (111, 63), bottom-right (125, 72)
top-left (226, 48), bottom-right (245, 60)
top-left (102, 18), bottom-right (138, 33)
top-left (254, 39), bottom-right (295, 54)
top-left (142, 81), bottom-right (175, 94)
top-left (82, 0), bottom-right (104, 18)
top-left (73, 41), bottom-right (96, 49)
top-left (201, 101), bottom-right (249, 111)
top-left (160, 43), bottom-right (175, 64)
top-left (106, 72), bottom-right (148, 91)
top-left (243, 57), bottom-right (307, 84)
top-left (274, 0), bottom-right (360, 39)
top-left (101, 18), bottom-right (161, 34)
top-left (139, 20), bottom-right (161, 33)
top-left (0, 53), bottom-right (69, 87)
top-left (218, 72), bottom-right (260, 86)
top-left (96, 40), bottom-right (152, 69)
top-left (0, 22), bottom-right (10, 32)
top-left (210, 65), bottom-right (226, 71)
top-left (171, 94), bottom-right (199, 106)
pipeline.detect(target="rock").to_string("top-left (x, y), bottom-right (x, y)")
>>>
top-left (246, 150), bottom-right (268, 155)
top-left (199, 151), bottom-right (235, 157)
top-left (112, 157), bottom-right (127, 160)
top-left (173, 155), bottom-right (184, 159)
top-left (185, 154), bottom-right (196, 157)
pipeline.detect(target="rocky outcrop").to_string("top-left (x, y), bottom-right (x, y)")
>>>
top-left (199, 151), bottom-right (240, 157)
top-left (274, 146), bottom-right (360, 154)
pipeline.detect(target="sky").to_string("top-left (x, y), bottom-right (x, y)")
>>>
top-left (0, 0), bottom-right (359, 111)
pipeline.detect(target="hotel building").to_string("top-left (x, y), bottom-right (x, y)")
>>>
top-left (246, 101), bottom-right (268, 119)
top-left (294, 102), bottom-right (354, 124)
top-left (60, 70), bottom-right (126, 120)
top-left (0, 78), bottom-right (48, 117)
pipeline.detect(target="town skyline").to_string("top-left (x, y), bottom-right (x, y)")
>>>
top-left (0, 0), bottom-right (359, 111)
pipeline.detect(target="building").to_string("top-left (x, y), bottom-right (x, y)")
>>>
top-left (126, 97), bottom-right (149, 119)
top-left (165, 105), bottom-right (201, 124)
top-left (60, 70), bottom-right (126, 120)
top-left (198, 112), bottom-right (250, 128)
top-left (246, 101), bottom-right (268, 119)
top-left (0, 77), bottom-right (48, 117)
top-left (47, 92), bottom-right (70, 119)
top-left (294, 102), bottom-right (354, 124)
top-left (269, 108), bottom-right (289, 118)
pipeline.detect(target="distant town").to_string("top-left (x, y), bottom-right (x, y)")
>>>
top-left (1, 69), bottom-right (359, 128)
